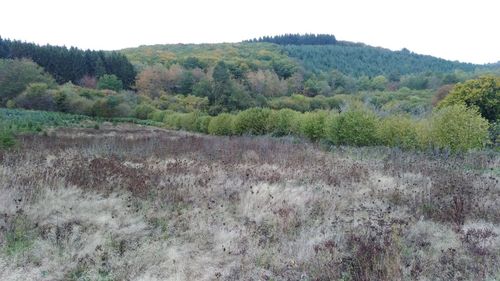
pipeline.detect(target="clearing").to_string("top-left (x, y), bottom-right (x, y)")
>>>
top-left (0, 124), bottom-right (499, 281)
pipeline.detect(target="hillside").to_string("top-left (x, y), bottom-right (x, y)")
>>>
top-left (282, 44), bottom-right (477, 76)
top-left (121, 43), bottom-right (293, 70)
top-left (117, 37), bottom-right (499, 116)
top-left (121, 38), bottom-right (481, 78)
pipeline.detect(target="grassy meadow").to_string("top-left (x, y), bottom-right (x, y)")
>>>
top-left (0, 123), bottom-right (499, 280)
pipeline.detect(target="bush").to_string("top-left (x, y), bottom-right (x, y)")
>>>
top-left (196, 115), bottom-right (212, 133)
top-left (6, 100), bottom-right (16, 108)
top-left (149, 110), bottom-right (167, 122)
top-left (164, 112), bottom-right (183, 129)
top-left (15, 83), bottom-right (56, 111)
top-left (326, 109), bottom-right (378, 146)
top-left (298, 111), bottom-right (328, 141)
top-left (269, 95), bottom-right (344, 112)
top-left (134, 104), bottom-right (156, 120)
top-left (178, 112), bottom-right (199, 131)
top-left (156, 94), bottom-right (209, 113)
top-left (423, 104), bottom-right (490, 152)
top-left (376, 115), bottom-right (419, 149)
top-left (91, 96), bottom-right (129, 118)
top-left (65, 94), bottom-right (94, 116)
top-left (268, 109), bottom-right (299, 136)
top-left (114, 103), bottom-right (133, 117)
top-left (269, 94), bottom-right (311, 112)
top-left (208, 113), bottom-right (235, 135)
top-left (233, 108), bottom-right (272, 135)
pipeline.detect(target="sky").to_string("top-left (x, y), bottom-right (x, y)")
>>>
top-left (1, 0), bottom-right (499, 64)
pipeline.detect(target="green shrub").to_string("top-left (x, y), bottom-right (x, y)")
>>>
top-left (149, 110), bottom-right (167, 122)
top-left (299, 111), bottom-right (328, 141)
top-left (423, 104), bottom-right (490, 152)
top-left (208, 113), bottom-right (235, 135)
top-left (164, 112), bottom-right (183, 129)
top-left (376, 115), bottom-right (418, 149)
top-left (269, 95), bottom-right (344, 112)
top-left (15, 83), bottom-right (56, 111)
top-left (91, 96), bottom-right (129, 118)
top-left (6, 100), bottom-right (16, 108)
top-left (269, 94), bottom-right (311, 112)
top-left (233, 108), bottom-right (272, 135)
top-left (268, 109), bottom-right (299, 136)
top-left (196, 115), bottom-right (212, 133)
top-left (65, 95), bottom-right (94, 116)
top-left (178, 112), bottom-right (199, 131)
top-left (134, 104), bottom-right (156, 119)
top-left (115, 103), bottom-right (133, 117)
top-left (326, 109), bottom-right (378, 146)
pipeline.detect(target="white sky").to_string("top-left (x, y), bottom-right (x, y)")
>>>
top-left (1, 0), bottom-right (499, 64)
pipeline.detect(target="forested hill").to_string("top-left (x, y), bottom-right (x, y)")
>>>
top-left (281, 44), bottom-right (477, 77)
top-left (121, 36), bottom-right (482, 78)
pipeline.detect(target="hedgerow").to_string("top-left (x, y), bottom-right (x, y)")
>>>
top-left (160, 105), bottom-right (491, 152)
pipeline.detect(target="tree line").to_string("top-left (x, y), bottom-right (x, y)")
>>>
top-left (244, 34), bottom-right (337, 45)
top-left (0, 37), bottom-right (136, 88)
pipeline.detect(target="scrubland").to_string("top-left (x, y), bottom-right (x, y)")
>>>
top-left (0, 124), bottom-right (499, 281)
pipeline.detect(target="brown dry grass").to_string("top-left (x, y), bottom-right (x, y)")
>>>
top-left (0, 123), bottom-right (499, 281)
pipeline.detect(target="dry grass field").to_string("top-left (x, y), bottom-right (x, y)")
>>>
top-left (0, 124), bottom-right (499, 281)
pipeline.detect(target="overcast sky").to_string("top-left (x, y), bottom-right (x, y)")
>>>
top-left (1, 0), bottom-right (499, 64)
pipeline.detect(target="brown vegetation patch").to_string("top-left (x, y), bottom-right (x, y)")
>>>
top-left (0, 124), bottom-right (498, 281)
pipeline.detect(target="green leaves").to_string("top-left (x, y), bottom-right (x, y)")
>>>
top-left (0, 59), bottom-right (56, 105)
top-left (376, 115), bottom-right (418, 149)
top-left (326, 109), bottom-right (378, 146)
top-left (233, 108), bottom-right (271, 135)
top-left (423, 104), bottom-right (490, 152)
top-left (438, 76), bottom-right (499, 122)
top-left (208, 113), bottom-right (235, 136)
top-left (267, 109), bottom-right (299, 137)
top-left (298, 111), bottom-right (328, 141)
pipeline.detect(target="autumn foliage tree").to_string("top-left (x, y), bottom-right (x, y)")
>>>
top-left (438, 76), bottom-right (499, 122)
top-left (135, 65), bottom-right (169, 98)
